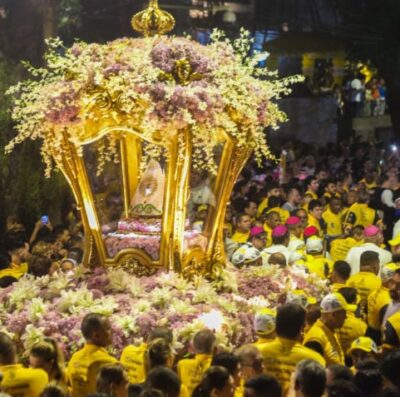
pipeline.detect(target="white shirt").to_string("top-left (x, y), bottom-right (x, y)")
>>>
top-left (345, 242), bottom-right (392, 275)
top-left (261, 244), bottom-right (291, 266)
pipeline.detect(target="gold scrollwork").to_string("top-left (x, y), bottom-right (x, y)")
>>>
top-left (182, 249), bottom-right (208, 279)
top-left (118, 255), bottom-right (158, 277)
top-left (158, 59), bottom-right (203, 86)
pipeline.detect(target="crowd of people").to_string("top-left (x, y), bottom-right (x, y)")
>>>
top-left (2, 140), bottom-right (400, 397)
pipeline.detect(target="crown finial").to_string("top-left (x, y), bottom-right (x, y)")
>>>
top-left (131, 0), bottom-right (175, 37)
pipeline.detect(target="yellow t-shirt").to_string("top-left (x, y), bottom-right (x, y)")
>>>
top-left (263, 224), bottom-right (273, 248)
top-left (253, 336), bottom-right (274, 346)
top-left (177, 354), bottom-right (212, 397)
top-left (0, 263), bottom-right (28, 280)
top-left (120, 342), bottom-right (147, 384)
top-left (0, 364), bottom-right (48, 397)
top-left (67, 344), bottom-right (117, 397)
top-left (303, 319), bottom-right (344, 365)
top-left (346, 272), bottom-right (381, 303)
top-left (268, 207), bottom-right (290, 225)
top-left (257, 197), bottom-right (269, 217)
top-left (260, 337), bottom-right (325, 394)
top-left (337, 311), bottom-right (367, 355)
top-left (383, 311), bottom-right (400, 350)
top-left (231, 231), bottom-right (250, 244)
top-left (331, 283), bottom-right (346, 293)
top-left (329, 237), bottom-right (361, 262)
top-left (367, 287), bottom-right (391, 331)
top-left (307, 214), bottom-right (322, 235)
top-left (305, 256), bottom-right (333, 279)
top-left (344, 203), bottom-right (378, 228)
top-left (322, 208), bottom-right (343, 237)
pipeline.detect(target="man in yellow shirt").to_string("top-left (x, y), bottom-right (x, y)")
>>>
top-left (68, 313), bottom-right (117, 397)
top-left (177, 329), bottom-right (216, 396)
top-left (322, 197), bottom-right (343, 238)
top-left (263, 211), bottom-right (281, 248)
top-left (329, 225), bottom-right (364, 262)
top-left (303, 293), bottom-right (347, 365)
top-left (330, 260), bottom-right (351, 293)
top-left (0, 332), bottom-right (48, 397)
top-left (346, 250), bottom-right (381, 316)
top-left (366, 263), bottom-right (397, 344)
top-left (253, 309), bottom-right (276, 346)
top-left (257, 182), bottom-right (281, 217)
top-left (344, 191), bottom-right (380, 228)
top-left (120, 326), bottom-right (173, 384)
top-left (347, 337), bottom-right (378, 370)
top-left (231, 214), bottom-right (252, 244)
top-left (304, 176), bottom-right (319, 201)
top-left (259, 303), bottom-right (325, 395)
top-left (1, 232), bottom-right (30, 281)
top-left (307, 200), bottom-right (325, 236)
top-left (336, 287), bottom-right (367, 356)
top-left (304, 237), bottom-right (333, 279)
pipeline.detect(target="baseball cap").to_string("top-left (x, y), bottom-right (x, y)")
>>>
top-left (347, 337), bottom-right (378, 355)
top-left (231, 245), bottom-right (261, 266)
top-left (303, 226), bottom-right (318, 238)
top-left (250, 226), bottom-right (266, 238)
top-left (320, 293), bottom-right (348, 313)
top-left (306, 236), bottom-right (323, 253)
top-left (272, 225), bottom-right (288, 238)
top-left (254, 308), bottom-right (276, 336)
top-left (364, 225), bottom-right (380, 237)
top-left (381, 262), bottom-right (400, 281)
top-left (389, 233), bottom-right (400, 246)
top-left (286, 216), bottom-right (301, 226)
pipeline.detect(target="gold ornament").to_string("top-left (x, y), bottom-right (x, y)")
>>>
top-left (131, 0), bottom-right (175, 37)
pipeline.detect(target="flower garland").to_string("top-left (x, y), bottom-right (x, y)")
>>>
top-left (0, 265), bottom-right (327, 360)
top-left (6, 30), bottom-right (303, 176)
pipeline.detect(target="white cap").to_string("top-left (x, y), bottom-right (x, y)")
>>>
top-left (306, 237), bottom-right (323, 253)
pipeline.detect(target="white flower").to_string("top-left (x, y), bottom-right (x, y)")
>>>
top-left (149, 287), bottom-right (172, 307)
top-left (107, 269), bottom-right (131, 292)
top-left (57, 287), bottom-right (94, 313)
top-left (247, 296), bottom-right (270, 311)
top-left (8, 276), bottom-right (40, 310)
top-left (128, 278), bottom-right (144, 297)
top-left (136, 299), bottom-right (151, 313)
top-left (192, 281), bottom-right (218, 304)
top-left (198, 310), bottom-right (225, 332)
top-left (113, 315), bottom-right (139, 336)
top-left (46, 273), bottom-right (71, 298)
top-left (176, 319), bottom-right (206, 343)
top-left (170, 298), bottom-right (196, 315)
top-left (21, 324), bottom-right (45, 352)
top-left (28, 298), bottom-right (47, 322)
top-left (91, 296), bottom-right (119, 316)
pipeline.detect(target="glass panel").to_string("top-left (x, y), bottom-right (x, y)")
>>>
top-left (185, 142), bottom-right (225, 252)
top-left (83, 137), bottom-right (166, 261)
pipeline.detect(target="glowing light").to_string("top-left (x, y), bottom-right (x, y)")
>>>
top-left (198, 310), bottom-right (224, 331)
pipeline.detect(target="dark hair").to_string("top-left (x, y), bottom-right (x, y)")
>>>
top-left (67, 247), bottom-right (84, 263)
top-left (81, 313), bottom-right (107, 340)
top-left (146, 338), bottom-right (173, 370)
top-left (354, 368), bottom-right (383, 397)
top-left (30, 337), bottom-right (65, 381)
top-left (327, 380), bottom-right (361, 397)
top-left (295, 359), bottom-right (326, 397)
top-left (193, 329), bottom-right (216, 354)
top-left (332, 261), bottom-right (351, 281)
top-left (268, 196), bottom-right (282, 209)
top-left (148, 327), bottom-right (173, 344)
top-left (96, 364), bottom-right (126, 396)
top-left (0, 251), bottom-right (11, 270)
top-left (338, 287), bottom-right (357, 305)
top-left (0, 332), bottom-right (16, 364)
top-left (192, 366), bottom-right (231, 397)
top-left (327, 364), bottom-right (354, 383)
top-left (53, 224), bottom-right (68, 238)
top-left (33, 227), bottom-right (56, 245)
top-left (358, 191), bottom-right (370, 204)
top-left (5, 231), bottom-right (27, 252)
top-left (235, 213), bottom-right (250, 225)
top-left (145, 367), bottom-right (180, 397)
top-left (128, 384), bottom-right (144, 397)
top-left (0, 276), bottom-right (17, 288)
top-left (380, 351), bottom-right (400, 387)
top-left (211, 352), bottom-right (240, 376)
top-left (276, 303), bottom-right (306, 339)
top-left (308, 200), bottom-right (322, 213)
top-left (28, 255), bottom-right (52, 277)
top-left (272, 231), bottom-right (289, 246)
top-left (360, 251), bottom-right (379, 268)
top-left (40, 384), bottom-right (68, 397)
top-left (351, 225), bottom-right (364, 237)
top-left (244, 374), bottom-right (282, 397)
top-left (305, 176), bottom-right (318, 189)
top-left (139, 390), bottom-right (164, 397)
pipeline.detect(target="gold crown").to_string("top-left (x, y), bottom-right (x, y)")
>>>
top-left (131, 0), bottom-right (175, 37)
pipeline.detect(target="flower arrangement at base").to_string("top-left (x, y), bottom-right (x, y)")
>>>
top-left (5, 30), bottom-right (303, 176)
top-left (0, 265), bottom-right (327, 360)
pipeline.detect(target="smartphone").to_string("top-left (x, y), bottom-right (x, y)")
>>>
top-left (41, 215), bottom-right (49, 225)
